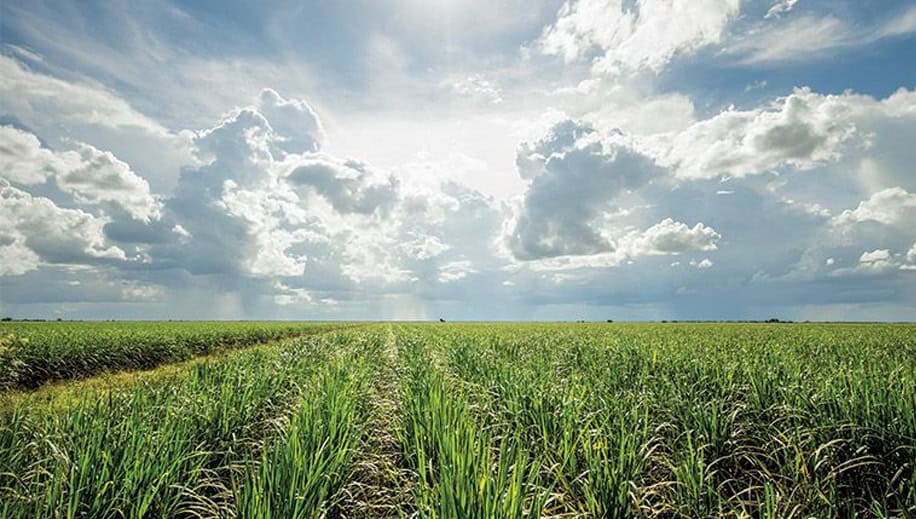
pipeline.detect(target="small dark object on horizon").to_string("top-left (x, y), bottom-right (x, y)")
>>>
top-left (439, 318), bottom-right (446, 323)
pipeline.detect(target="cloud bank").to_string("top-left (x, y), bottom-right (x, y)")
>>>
top-left (2, 0), bottom-right (916, 320)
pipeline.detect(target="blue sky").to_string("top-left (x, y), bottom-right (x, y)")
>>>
top-left (2, 0), bottom-right (916, 321)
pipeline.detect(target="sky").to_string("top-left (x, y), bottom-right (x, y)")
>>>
top-left (1, 0), bottom-right (916, 321)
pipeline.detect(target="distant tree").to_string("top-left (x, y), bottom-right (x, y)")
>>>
top-left (1, 317), bottom-right (11, 322)
top-left (606, 319), bottom-right (613, 323)
top-left (439, 318), bottom-right (446, 323)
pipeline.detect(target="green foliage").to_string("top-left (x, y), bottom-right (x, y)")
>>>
top-left (0, 334), bottom-right (27, 389)
top-left (0, 333), bottom-right (352, 517)
top-left (1, 322), bottom-right (914, 517)
top-left (0, 321), bottom-right (344, 389)
top-left (233, 344), bottom-right (376, 518)
top-left (399, 322), bottom-right (916, 517)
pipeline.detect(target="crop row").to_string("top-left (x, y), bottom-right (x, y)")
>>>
top-left (1, 322), bottom-right (914, 517)
top-left (0, 329), bottom-right (383, 518)
top-left (392, 323), bottom-right (916, 517)
top-left (0, 321), bottom-right (349, 389)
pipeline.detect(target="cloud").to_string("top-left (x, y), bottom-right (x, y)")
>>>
top-left (507, 119), bottom-right (664, 260)
top-left (117, 88), bottom-right (509, 301)
top-left (512, 217), bottom-right (721, 271)
top-left (0, 126), bottom-right (77, 184)
top-left (57, 143), bottom-right (161, 221)
top-left (3, 43), bottom-right (44, 63)
top-left (860, 249), bottom-right (891, 264)
top-left (540, 0), bottom-right (740, 74)
top-left (0, 124), bottom-right (164, 277)
top-left (690, 257), bottom-right (714, 269)
top-left (729, 15), bottom-right (850, 65)
top-left (630, 87), bottom-right (916, 191)
top-left (438, 260), bottom-right (477, 282)
top-left (272, 281), bottom-right (313, 305)
top-left (0, 56), bottom-right (169, 134)
top-left (826, 248), bottom-right (903, 276)
top-left (503, 84), bottom-right (916, 311)
top-left (449, 74), bottom-right (503, 104)
top-left (0, 182), bottom-right (125, 275)
top-left (0, 56), bottom-right (196, 193)
top-left (660, 88), bottom-right (858, 179)
top-left (159, 106), bottom-right (309, 278)
top-left (834, 187), bottom-right (916, 227)
top-left (729, 5), bottom-right (916, 65)
top-left (0, 125), bottom-right (161, 221)
top-left (285, 156), bottom-right (399, 216)
top-left (120, 282), bottom-right (164, 301)
top-left (515, 119), bottom-right (598, 180)
top-left (624, 218), bottom-right (719, 256)
top-left (256, 88), bottom-right (325, 155)
top-left (828, 242), bottom-right (916, 276)
top-left (0, 233), bottom-right (41, 276)
top-left (3, 4), bottom-right (916, 321)
top-left (507, 118), bottom-right (725, 268)
top-left (511, 85), bottom-right (916, 264)
top-left (880, 4), bottom-right (916, 38)
top-left (765, 0), bottom-right (800, 19)
top-left (401, 233), bottom-right (450, 260)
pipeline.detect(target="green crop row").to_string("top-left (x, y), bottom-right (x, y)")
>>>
top-left (0, 321), bottom-right (350, 389)
top-left (394, 322), bottom-right (916, 517)
top-left (0, 329), bottom-right (383, 518)
top-left (1, 322), bottom-right (914, 517)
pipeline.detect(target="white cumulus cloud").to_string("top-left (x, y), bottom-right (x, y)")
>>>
top-left (834, 187), bottom-right (916, 227)
top-left (0, 126), bottom-right (161, 221)
top-left (661, 88), bottom-right (858, 179)
top-left (623, 218), bottom-right (720, 256)
top-left (0, 182), bottom-right (125, 275)
top-left (540, 0), bottom-right (740, 74)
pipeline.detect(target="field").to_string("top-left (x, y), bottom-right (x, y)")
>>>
top-left (1, 322), bottom-right (914, 518)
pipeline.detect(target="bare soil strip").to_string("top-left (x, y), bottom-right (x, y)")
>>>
top-left (343, 325), bottom-right (414, 518)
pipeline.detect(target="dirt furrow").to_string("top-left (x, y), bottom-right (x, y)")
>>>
top-left (343, 325), bottom-right (414, 518)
